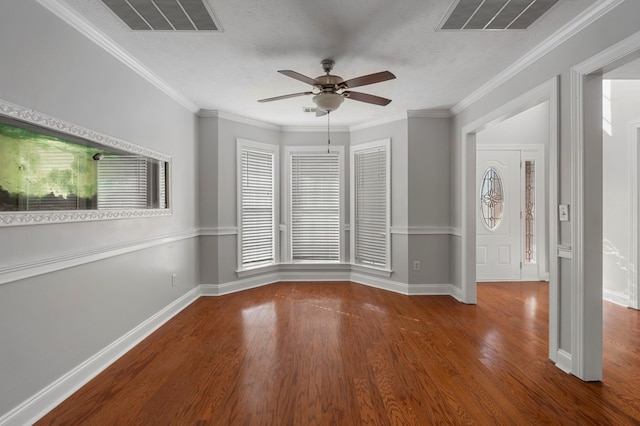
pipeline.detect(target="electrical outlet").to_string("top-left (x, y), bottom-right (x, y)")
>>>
top-left (171, 273), bottom-right (177, 287)
top-left (413, 261), bottom-right (420, 271)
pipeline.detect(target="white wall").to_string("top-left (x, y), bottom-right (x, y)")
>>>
top-left (0, 0), bottom-right (199, 419)
top-left (603, 79), bottom-right (640, 306)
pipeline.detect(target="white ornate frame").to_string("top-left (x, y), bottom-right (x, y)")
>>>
top-left (0, 99), bottom-right (172, 226)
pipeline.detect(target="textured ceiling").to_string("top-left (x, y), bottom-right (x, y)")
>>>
top-left (56, 0), bottom-right (597, 127)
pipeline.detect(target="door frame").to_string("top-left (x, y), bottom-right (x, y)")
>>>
top-left (570, 30), bottom-right (640, 381)
top-left (477, 144), bottom-right (547, 282)
top-left (629, 122), bottom-right (640, 310)
top-left (461, 76), bottom-right (559, 362)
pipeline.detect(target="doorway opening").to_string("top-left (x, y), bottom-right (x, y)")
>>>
top-left (570, 31), bottom-right (640, 381)
top-left (475, 103), bottom-right (548, 282)
top-left (460, 77), bottom-right (559, 363)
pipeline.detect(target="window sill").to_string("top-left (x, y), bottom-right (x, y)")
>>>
top-left (236, 262), bottom-right (392, 278)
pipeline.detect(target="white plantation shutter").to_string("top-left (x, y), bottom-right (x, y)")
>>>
top-left (240, 147), bottom-right (275, 267)
top-left (291, 152), bottom-right (340, 262)
top-left (98, 156), bottom-right (148, 209)
top-left (353, 143), bottom-right (389, 267)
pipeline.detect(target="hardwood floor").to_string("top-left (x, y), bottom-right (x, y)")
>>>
top-left (38, 282), bottom-right (640, 425)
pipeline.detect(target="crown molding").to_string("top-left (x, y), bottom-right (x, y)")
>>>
top-left (451, 0), bottom-right (625, 115)
top-left (201, 110), bottom-right (281, 131)
top-left (408, 109), bottom-right (453, 118)
top-left (349, 112), bottom-right (408, 132)
top-left (35, 0), bottom-right (199, 113)
top-left (279, 125), bottom-right (351, 133)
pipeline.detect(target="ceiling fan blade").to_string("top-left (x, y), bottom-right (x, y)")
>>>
top-left (278, 70), bottom-right (320, 86)
top-left (315, 109), bottom-right (327, 117)
top-left (341, 71), bottom-right (395, 89)
top-left (344, 91), bottom-right (392, 106)
top-left (258, 91), bottom-right (313, 103)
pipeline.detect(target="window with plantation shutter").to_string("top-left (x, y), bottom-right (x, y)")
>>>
top-left (351, 139), bottom-right (390, 269)
top-left (98, 156), bottom-right (148, 209)
top-left (238, 141), bottom-right (277, 269)
top-left (289, 149), bottom-right (342, 262)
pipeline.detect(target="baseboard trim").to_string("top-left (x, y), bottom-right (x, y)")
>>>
top-left (603, 289), bottom-right (630, 308)
top-left (556, 349), bottom-right (573, 374)
top-left (0, 286), bottom-right (201, 426)
top-left (407, 283), bottom-right (459, 296)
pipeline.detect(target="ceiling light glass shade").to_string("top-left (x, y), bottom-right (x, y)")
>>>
top-left (312, 93), bottom-right (344, 112)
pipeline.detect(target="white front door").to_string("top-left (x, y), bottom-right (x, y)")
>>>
top-left (476, 150), bottom-right (521, 281)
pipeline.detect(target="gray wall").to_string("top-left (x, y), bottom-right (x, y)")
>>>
top-left (407, 117), bottom-right (451, 286)
top-left (0, 0), bottom-right (199, 416)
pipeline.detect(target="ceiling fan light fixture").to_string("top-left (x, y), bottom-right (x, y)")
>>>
top-left (313, 93), bottom-right (344, 112)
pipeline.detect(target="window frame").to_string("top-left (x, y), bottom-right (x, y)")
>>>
top-left (0, 99), bottom-right (171, 227)
top-left (284, 145), bottom-right (345, 263)
top-left (236, 139), bottom-right (279, 271)
top-left (350, 138), bottom-right (391, 271)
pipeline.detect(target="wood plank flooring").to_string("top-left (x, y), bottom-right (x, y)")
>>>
top-left (37, 282), bottom-right (640, 425)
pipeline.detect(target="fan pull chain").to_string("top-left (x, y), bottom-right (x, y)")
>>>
top-left (327, 111), bottom-right (331, 154)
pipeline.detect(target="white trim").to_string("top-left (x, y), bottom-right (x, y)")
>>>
top-left (555, 349), bottom-right (573, 374)
top-left (407, 109), bottom-right (453, 119)
top-left (603, 289), bottom-right (630, 308)
top-left (350, 273), bottom-right (409, 294)
top-left (34, 0), bottom-right (199, 113)
top-left (0, 208), bottom-right (172, 227)
top-left (199, 227), bottom-right (238, 236)
top-left (279, 125), bottom-right (350, 133)
top-left (209, 110), bottom-right (281, 131)
top-left (349, 112), bottom-right (407, 132)
top-left (407, 283), bottom-right (458, 295)
top-left (390, 226), bottom-right (458, 235)
top-left (0, 286), bottom-right (201, 426)
top-left (477, 144), bottom-right (545, 152)
top-left (208, 273), bottom-right (282, 296)
top-left (0, 230), bottom-right (198, 286)
top-left (628, 122), bottom-right (640, 310)
top-left (451, 0), bottom-right (625, 115)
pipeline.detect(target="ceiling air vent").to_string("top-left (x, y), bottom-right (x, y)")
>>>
top-left (102, 0), bottom-right (222, 31)
top-left (438, 0), bottom-right (559, 30)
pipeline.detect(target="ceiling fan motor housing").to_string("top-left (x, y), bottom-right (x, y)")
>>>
top-left (312, 93), bottom-right (344, 112)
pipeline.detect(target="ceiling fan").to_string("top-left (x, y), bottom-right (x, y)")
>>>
top-left (258, 59), bottom-right (395, 115)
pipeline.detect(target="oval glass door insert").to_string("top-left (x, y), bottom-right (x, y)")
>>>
top-left (480, 167), bottom-right (504, 230)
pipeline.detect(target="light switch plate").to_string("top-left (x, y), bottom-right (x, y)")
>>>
top-left (559, 205), bottom-right (569, 222)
